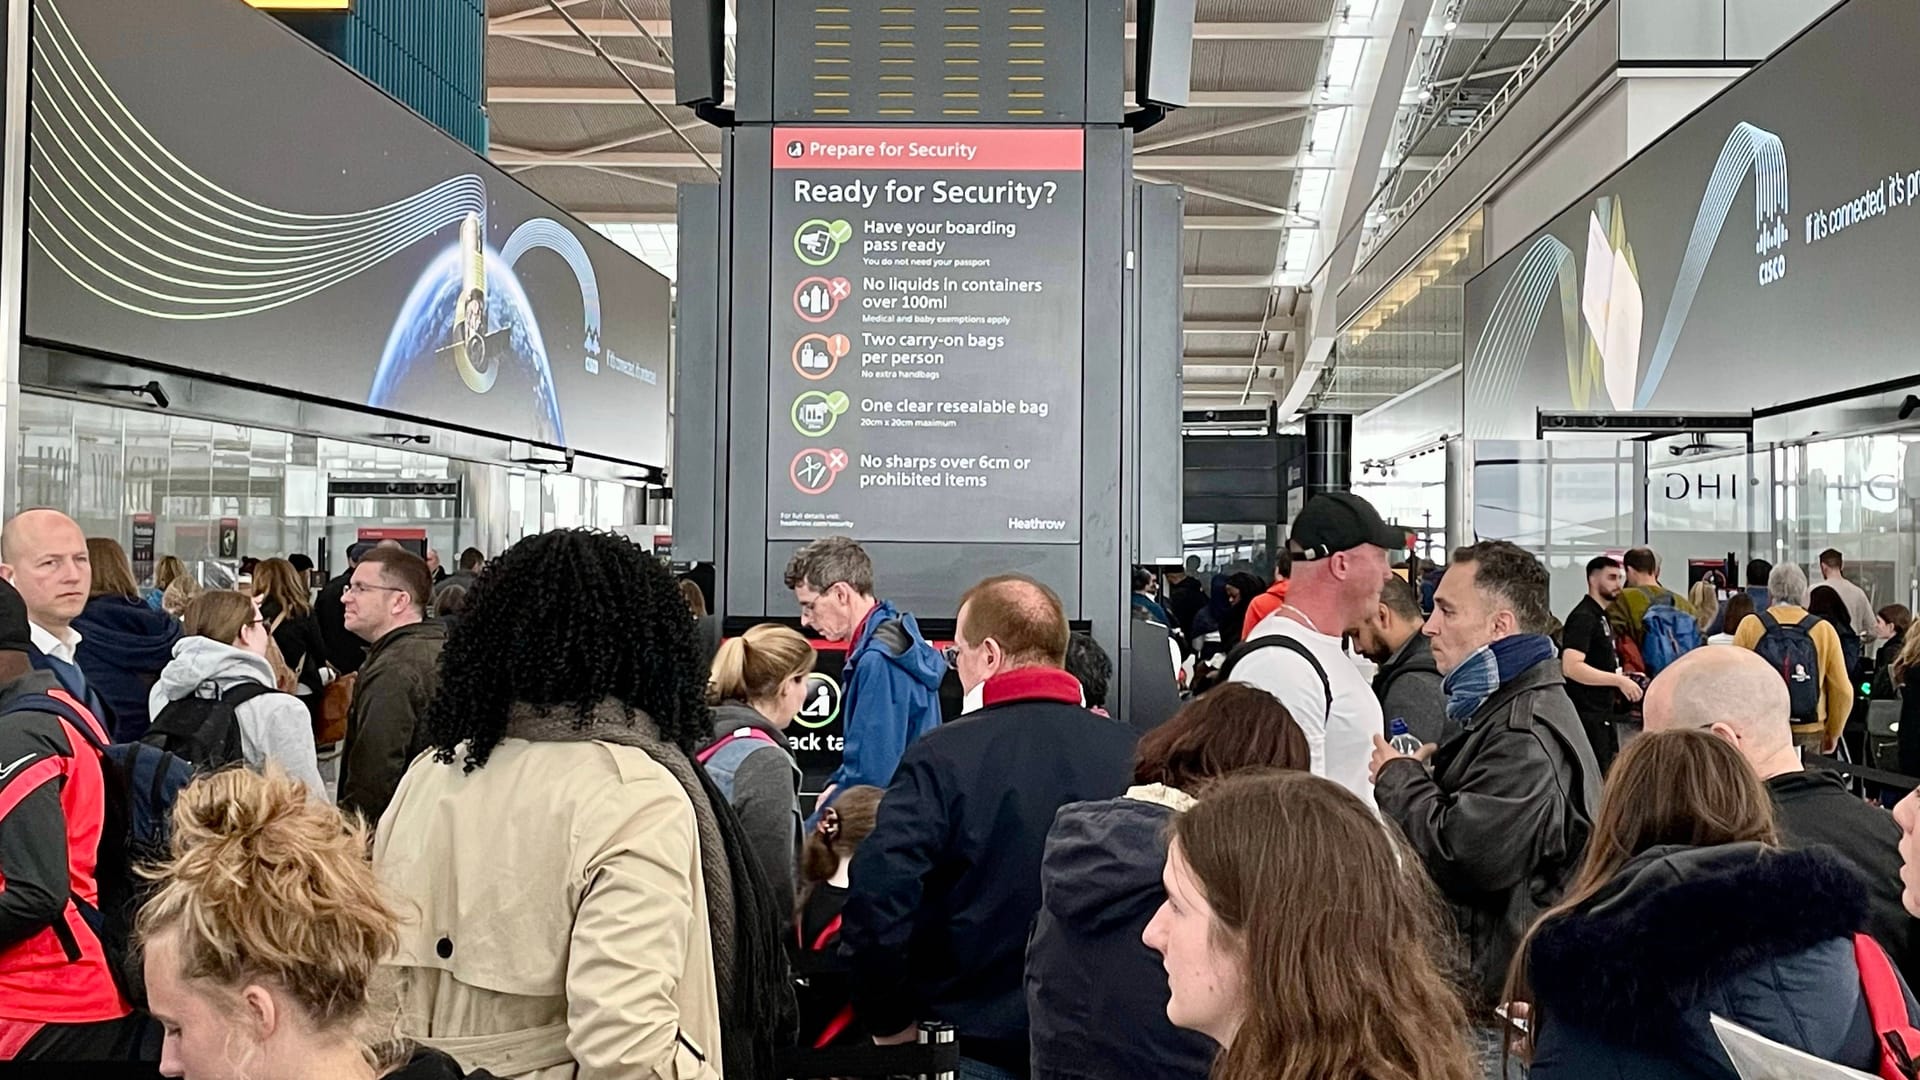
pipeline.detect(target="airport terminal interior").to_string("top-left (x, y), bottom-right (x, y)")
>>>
top-left (3, 0), bottom-right (1920, 1076)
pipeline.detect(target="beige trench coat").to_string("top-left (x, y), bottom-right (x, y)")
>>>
top-left (373, 738), bottom-right (723, 1080)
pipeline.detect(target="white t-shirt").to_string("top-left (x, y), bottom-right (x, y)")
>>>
top-left (1228, 612), bottom-right (1381, 808)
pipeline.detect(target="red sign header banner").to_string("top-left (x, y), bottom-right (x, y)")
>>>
top-left (774, 128), bottom-right (1084, 172)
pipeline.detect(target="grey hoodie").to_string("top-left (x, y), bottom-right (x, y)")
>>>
top-left (147, 637), bottom-right (330, 802)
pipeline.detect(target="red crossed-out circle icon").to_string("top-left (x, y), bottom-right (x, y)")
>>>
top-left (791, 447), bottom-right (849, 495)
top-left (794, 277), bottom-right (852, 323)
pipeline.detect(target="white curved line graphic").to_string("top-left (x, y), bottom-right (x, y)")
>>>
top-left (1468, 122), bottom-right (1787, 424)
top-left (1467, 234), bottom-right (1575, 437)
top-left (28, 0), bottom-right (491, 319)
top-left (501, 220), bottom-right (603, 354)
top-left (1634, 121), bottom-right (1787, 408)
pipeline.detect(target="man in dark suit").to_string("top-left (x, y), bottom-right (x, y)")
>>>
top-left (0, 510), bottom-right (110, 725)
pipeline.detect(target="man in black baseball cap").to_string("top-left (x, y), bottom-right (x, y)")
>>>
top-left (1224, 491), bottom-right (1408, 807)
top-left (1288, 491), bottom-right (1417, 563)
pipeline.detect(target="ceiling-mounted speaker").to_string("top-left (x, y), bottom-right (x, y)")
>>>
top-left (671, 0), bottom-right (726, 109)
top-left (1135, 0), bottom-right (1195, 109)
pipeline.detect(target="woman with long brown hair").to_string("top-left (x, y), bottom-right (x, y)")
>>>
top-left (252, 556), bottom-right (329, 699)
top-left (1892, 619), bottom-right (1920, 781)
top-left (1029, 684), bottom-right (1313, 1080)
top-left (1506, 728), bottom-right (1911, 1079)
top-left (1144, 769), bottom-right (1477, 1080)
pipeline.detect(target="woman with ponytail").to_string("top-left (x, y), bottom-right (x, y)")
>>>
top-left (137, 767), bottom-right (489, 1080)
top-left (701, 625), bottom-right (813, 913)
top-left (792, 785), bottom-right (884, 1050)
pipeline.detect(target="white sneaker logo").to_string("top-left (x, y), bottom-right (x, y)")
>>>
top-left (0, 753), bottom-right (37, 780)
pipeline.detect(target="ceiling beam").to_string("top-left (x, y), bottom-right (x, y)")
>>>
top-left (490, 16), bottom-right (1556, 41)
top-left (1134, 154), bottom-right (1299, 172)
top-left (488, 85), bottom-right (1334, 108)
top-left (491, 149), bottom-right (719, 169)
top-left (570, 210), bottom-right (680, 224)
top-left (1183, 322), bottom-right (1270, 334)
top-left (1182, 214), bottom-right (1287, 231)
top-left (493, 17), bottom-right (1332, 40)
top-left (1185, 275), bottom-right (1275, 289)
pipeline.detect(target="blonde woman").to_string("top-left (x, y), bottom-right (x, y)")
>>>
top-left (139, 768), bottom-right (487, 1079)
top-left (702, 624), bottom-right (814, 912)
top-left (1687, 580), bottom-right (1719, 636)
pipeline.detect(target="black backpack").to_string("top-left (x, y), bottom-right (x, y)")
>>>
top-left (1213, 633), bottom-right (1334, 721)
top-left (1753, 612), bottom-right (1823, 724)
top-left (142, 681), bottom-right (277, 769)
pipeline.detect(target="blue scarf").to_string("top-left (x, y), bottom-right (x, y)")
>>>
top-left (1443, 634), bottom-right (1557, 722)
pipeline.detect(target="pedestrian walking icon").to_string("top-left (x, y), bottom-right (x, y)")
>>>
top-left (792, 390), bottom-right (851, 436)
top-left (792, 333), bottom-right (850, 380)
top-left (790, 447), bottom-right (848, 495)
top-left (794, 277), bottom-right (851, 323)
top-left (794, 219), bottom-right (853, 267)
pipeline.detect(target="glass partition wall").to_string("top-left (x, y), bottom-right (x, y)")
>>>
top-left (1469, 424), bottom-right (1920, 620)
top-left (14, 393), bottom-right (656, 584)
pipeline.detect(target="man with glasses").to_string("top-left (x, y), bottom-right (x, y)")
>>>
top-left (337, 546), bottom-right (444, 824)
top-left (784, 537), bottom-right (945, 813)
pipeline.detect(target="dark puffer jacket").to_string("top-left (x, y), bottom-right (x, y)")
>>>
top-left (1026, 787), bottom-right (1215, 1080)
top-left (1526, 843), bottom-right (1916, 1080)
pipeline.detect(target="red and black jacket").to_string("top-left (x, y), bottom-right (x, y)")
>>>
top-left (0, 671), bottom-right (129, 1025)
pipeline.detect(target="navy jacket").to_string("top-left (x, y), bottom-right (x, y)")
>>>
top-left (1026, 789), bottom-right (1214, 1080)
top-left (1527, 843), bottom-right (1914, 1080)
top-left (826, 601), bottom-right (945, 796)
top-left (841, 668), bottom-right (1135, 1076)
top-left (72, 596), bottom-right (180, 741)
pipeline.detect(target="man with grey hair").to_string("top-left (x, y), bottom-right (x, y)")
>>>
top-left (1731, 560), bottom-right (1854, 754)
top-left (1645, 646), bottom-right (1919, 984)
top-left (784, 537), bottom-right (945, 807)
top-left (1370, 540), bottom-right (1602, 1034)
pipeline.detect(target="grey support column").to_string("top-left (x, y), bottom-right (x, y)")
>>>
top-left (0, 0), bottom-right (30, 515)
top-left (1304, 412), bottom-right (1352, 499)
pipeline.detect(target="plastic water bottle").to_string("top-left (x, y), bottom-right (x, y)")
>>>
top-left (1388, 718), bottom-right (1423, 755)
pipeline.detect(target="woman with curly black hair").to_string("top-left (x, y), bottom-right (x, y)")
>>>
top-left (372, 529), bottom-right (792, 1080)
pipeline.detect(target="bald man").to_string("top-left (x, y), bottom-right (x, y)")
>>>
top-left (1646, 646), bottom-right (1920, 984)
top-left (841, 575), bottom-right (1134, 1076)
top-left (0, 510), bottom-right (108, 723)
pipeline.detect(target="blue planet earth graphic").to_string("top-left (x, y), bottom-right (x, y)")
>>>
top-left (368, 245), bottom-right (566, 444)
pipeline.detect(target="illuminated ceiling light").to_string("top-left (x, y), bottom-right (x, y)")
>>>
top-left (1417, 87), bottom-right (1432, 102)
top-left (1444, 19), bottom-right (1458, 32)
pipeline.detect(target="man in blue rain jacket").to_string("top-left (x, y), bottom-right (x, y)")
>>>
top-left (785, 538), bottom-right (946, 814)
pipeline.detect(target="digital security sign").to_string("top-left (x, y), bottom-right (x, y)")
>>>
top-left (766, 127), bottom-right (1085, 544)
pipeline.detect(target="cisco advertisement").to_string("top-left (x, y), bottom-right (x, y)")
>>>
top-left (1462, 0), bottom-right (1918, 440)
top-left (22, 0), bottom-right (670, 466)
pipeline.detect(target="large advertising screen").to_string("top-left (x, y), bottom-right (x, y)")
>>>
top-left (764, 127), bottom-right (1085, 543)
top-left (1462, 0), bottom-right (1919, 440)
top-left (23, 0), bottom-right (670, 467)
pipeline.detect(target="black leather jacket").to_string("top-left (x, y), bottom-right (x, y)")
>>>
top-left (1374, 658), bottom-right (1603, 1009)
